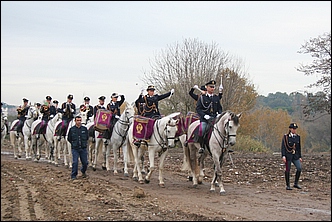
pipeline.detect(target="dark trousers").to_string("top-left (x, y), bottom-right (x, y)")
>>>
top-left (71, 148), bottom-right (88, 179)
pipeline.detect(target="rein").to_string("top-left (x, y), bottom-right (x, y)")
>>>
top-left (211, 114), bottom-right (236, 153)
top-left (112, 109), bottom-right (134, 148)
top-left (153, 117), bottom-right (177, 155)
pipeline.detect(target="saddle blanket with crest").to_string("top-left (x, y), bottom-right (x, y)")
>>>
top-left (133, 115), bottom-right (155, 140)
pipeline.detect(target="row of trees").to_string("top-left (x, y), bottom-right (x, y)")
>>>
top-left (141, 34), bottom-right (331, 153)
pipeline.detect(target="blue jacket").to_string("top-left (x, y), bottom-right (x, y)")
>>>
top-left (67, 125), bottom-right (89, 149)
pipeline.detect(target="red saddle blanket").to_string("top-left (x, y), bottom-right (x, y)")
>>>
top-left (185, 111), bottom-right (200, 131)
top-left (94, 110), bottom-right (112, 133)
top-left (133, 115), bottom-right (155, 140)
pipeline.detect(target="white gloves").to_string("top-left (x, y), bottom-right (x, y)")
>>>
top-left (140, 88), bottom-right (145, 95)
top-left (219, 85), bottom-right (223, 92)
top-left (115, 115), bottom-right (120, 119)
top-left (204, 115), bottom-right (210, 120)
top-left (63, 108), bottom-right (66, 112)
top-left (50, 115), bottom-right (54, 118)
top-left (193, 85), bottom-right (199, 90)
top-left (71, 109), bottom-right (74, 112)
top-left (170, 89), bottom-right (174, 95)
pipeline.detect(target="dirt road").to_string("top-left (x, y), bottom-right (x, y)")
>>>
top-left (1, 139), bottom-right (331, 221)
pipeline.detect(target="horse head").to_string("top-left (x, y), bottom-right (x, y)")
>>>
top-left (217, 111), bottom-right (242, 146)
top-left (121, 102), bottom-right (135, 124)
top-left (162, 113), bottom-right (180, 148)
top-left (26, 106), bottom-right (39, 120)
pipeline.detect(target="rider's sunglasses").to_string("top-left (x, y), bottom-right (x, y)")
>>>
top-left (208, 85), bottom-right (215, 88)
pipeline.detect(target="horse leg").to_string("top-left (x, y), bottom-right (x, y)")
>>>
top-left (188, 143), bottom-right (199, 187)
top-left (198, 150), bottom-right (207, 184)
top-left (88, 140), bottom-right (93, 167)
top-left (106, 144), bottom-right (112, 172)
top-left (92, 140), bottom-right (100, 171)
top-left (157, 149), bottom-right (169, 187)
top-left (67, 141), bottom-right (72, 168)
top-left (144, 149), bottom-right (156, 185)
top-left (132, 145), bottom-right (143, 183)
top-left (24, 136), bottom-right (30, 160)
top-left (122, 143), bottom-right (129, 177)
top-left (101, 141), bottom-right (107, 170)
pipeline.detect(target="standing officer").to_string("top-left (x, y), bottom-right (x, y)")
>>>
top-left (281, 123), bottom-right (303, 190)
top-left (58, 94), bottom-right (76, 140)
top-left (196, 80), bottom-right (222, 154)
top-left (135, 85), bottom-right (174, 119)
top-left (16, 98), bottom-right (30, 138)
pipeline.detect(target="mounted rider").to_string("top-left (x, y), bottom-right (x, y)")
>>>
top-left (107, 92), bottom-right (125, 125)
top-left (57, 94), bottom-right (76, 140)
top-left (35, 96), bottom-right (57, 139)
top-left (82, 96), bottom-right (94, 122)
top-left (196, 80), bottom-right (223, 154)
top-left (133, 85), bottom-right (174, 146)
top-left (16, 98), bottom-right (30, 138)
top-left (135, 85), bottom-right (174, 119)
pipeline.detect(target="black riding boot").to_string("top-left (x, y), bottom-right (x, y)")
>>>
top-left (198, 136), bottom-right (205, 154)
top-left (285, 171), bottom-right (292, 190)
top-left (293, 170), bottom-right (302, 189)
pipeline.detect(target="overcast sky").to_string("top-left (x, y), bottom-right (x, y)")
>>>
top-left (1, 1), bottom-right (331, 106)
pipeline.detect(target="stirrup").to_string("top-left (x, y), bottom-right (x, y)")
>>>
top-left (198, 147), bottom-right (205, 154)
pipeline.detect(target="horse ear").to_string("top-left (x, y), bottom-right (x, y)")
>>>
top-left (237, 112), bottom-right (242, 119)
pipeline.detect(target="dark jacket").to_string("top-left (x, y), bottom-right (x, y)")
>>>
top-left (281, 133), bottom-right (302, 160)
top-left (135, 92), bottom-right (171, 118)
top-left (67, 125), bottom-right (89, 149)
top-left (59, 102), bottom-right (76, 121)
top-left (196, 94), bottom-right (222, 123)
top-left (107, 95), bottom-right (125, 115)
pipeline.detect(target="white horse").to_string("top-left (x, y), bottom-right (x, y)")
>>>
top-left (127, 112), bottom-right (180, 187)
top-left (184, 111), bottom-right (242, 194)
top-left (44, 112), bottom-right (63, 165)
top-left (9, 119), bottom-right (24, 159)
top-left (1, 108), bottom-right (8, 145)
top-left (104, 102), bottom-right (135, 176)
top-left (22, 106), bottom-right (40, 160)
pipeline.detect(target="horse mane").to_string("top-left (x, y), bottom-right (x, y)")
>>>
top-left (214, 110), bottom-right (240, 126)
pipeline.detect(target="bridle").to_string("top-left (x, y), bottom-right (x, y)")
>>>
top-left (112, 108), bottom-right (135, 147)
top-left (153, 117), bottom-right (178, 152)
top-left (211, 113), bottom-right (237, 151)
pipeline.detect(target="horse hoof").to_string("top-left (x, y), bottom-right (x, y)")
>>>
top-left (139, 180), bottom-right (144, 184)
top-left (93, 167), bottom-right (96, 171)
top-left (14, 156), bottom-right (18, 159)
top-left (193, 184), bottom-right (198, 188)
top-left (133, 177), bottom-right (138, 181)
top-left (124, 173), bottom-right (129, 177)
top-left (210, 189), bottom-right (216, 193)
top-left (219, 191), bottom-right (226, 195)
top-left (159, 183), bottom-right (165, 188)
top-left (144, 179), bottom-right (150, 184)
top-left (102, 166), bottom-right (106, 170)
top-left (141, 171), bottom-right (146, 175)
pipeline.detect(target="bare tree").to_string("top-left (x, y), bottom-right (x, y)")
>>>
top-left (142, 38), bottom-right (257, 115)
top-left (297, 32), bottom-right (331, 116)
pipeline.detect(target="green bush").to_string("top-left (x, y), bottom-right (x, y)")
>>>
top-left (233, 135), bottom-right (270, 153)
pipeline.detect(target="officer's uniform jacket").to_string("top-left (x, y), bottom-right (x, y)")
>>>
top-left (136, 92), bottom-right (171, 118)
top-left (59, 102), bottom-right (76, 121)
top-left (196, 94), bottom-right (222, 122)
top-left (281, 133), bottom-right (302, 160)
top-left (106, 95), bottom-right (125, 116)
top-left (41, 105), bottom-right (56, 121)
top-left (17, 105), bottom-right (30, 121)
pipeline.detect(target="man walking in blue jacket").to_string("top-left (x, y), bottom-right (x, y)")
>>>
top-left (67, 115), bottom-right (89, 180)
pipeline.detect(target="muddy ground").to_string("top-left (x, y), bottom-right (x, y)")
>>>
top-left (1, 138), bottom-right (331, 221)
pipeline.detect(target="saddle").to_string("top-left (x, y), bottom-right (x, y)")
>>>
top-left (33, 120), bottom-right (48, 135)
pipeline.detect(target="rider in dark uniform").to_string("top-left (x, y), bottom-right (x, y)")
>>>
top-left (82, 96), bottom-right (94, 122)
top-left (36, 96), bottom-right (56, 139)
top-left (196, 80), bottom-right (222, 154)
top-left (57, 94), bottom-right (76, 140)
top-left (16, 98), bottom-right (30, 138)
top-left (53, 100), bottom-right (60, 113)
top-left (92, 96), bottom-right (107, 143)
top-left (281, 123), bottom-right (303, 190)
top-left (135, 85), bottom-right (174, 119)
